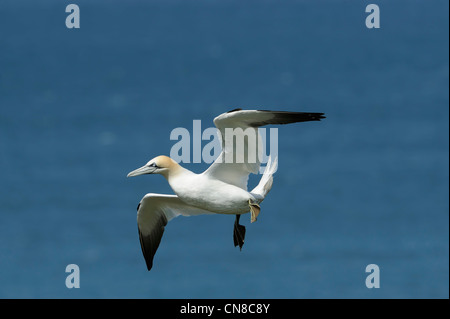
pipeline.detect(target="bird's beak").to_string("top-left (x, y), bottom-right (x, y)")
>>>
top-left (127, 165), bottom-right (157, 177)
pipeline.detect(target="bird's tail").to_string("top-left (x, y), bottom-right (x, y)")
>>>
top-left (251, 156), bottom-right (278, 202)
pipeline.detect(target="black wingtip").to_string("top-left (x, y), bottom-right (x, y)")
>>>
top-left (248, 110), bottom-right (326, 127)
top-left (227, 108), bottom-right (243, 113)
top-left (138, 227), bottom-right (160, 272)
top-left (311, 112), bottom-right (326, 121)
top-left (262, 110), bottom-right (325, 118)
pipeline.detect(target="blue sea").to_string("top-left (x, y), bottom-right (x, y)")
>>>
top-left (0, 0), bottom-right (448, 298)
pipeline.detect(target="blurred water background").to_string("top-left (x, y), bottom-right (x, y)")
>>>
top-left (0, 0), bottom-right (448, 298)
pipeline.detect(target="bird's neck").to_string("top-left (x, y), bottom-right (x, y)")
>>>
top-left (162, 162), bottom-right (194, 181)
top-left (164, 164), bottom-right (197, 198)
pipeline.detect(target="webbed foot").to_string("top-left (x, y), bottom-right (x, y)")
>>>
top-left (233, 214), bottom-right (246, 250)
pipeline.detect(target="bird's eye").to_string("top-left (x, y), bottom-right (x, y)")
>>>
top-left (149, 163), bottom-right (158, 168)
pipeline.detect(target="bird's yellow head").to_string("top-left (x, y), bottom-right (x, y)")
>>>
top-left (127, 155), bottom-right (179, 179)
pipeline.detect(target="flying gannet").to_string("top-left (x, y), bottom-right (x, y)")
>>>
top-left (127, 109), bottom-right (325, 270)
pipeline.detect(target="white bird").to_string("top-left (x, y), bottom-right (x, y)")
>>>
top-left (127, 109), bottom-right (325, 270)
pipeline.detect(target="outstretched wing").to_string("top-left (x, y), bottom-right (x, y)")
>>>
top-left (203, 109), bottom-right (325, 190)
top-left (137, 193), bottom-right (211, 271)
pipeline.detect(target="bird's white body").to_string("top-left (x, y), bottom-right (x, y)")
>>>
top-left (127, 109), bottom-right (325, 270)
top-left (168, 170), bottom-right (255, 214)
